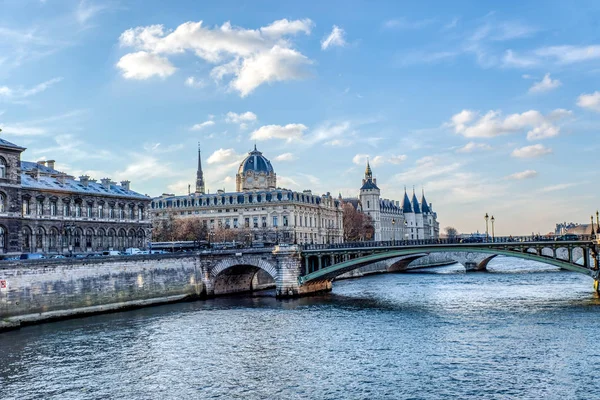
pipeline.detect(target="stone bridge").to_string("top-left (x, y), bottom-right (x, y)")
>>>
top-left (197, 237), bottom-right (600, 297)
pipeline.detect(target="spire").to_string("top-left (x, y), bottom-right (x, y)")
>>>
top-left (365, 160), bottom-right (372, 179)
top-left (412, 188), bottom-right (421, 214)
top-left (421, 187), bottom-right (431, 213)
top-left (402, 188), bottom-right (413, 213)
top-left (195, 142), bottom-right (205, 194)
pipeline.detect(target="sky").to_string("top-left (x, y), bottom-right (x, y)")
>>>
top-left (1, 0), bottom-right (599, 236)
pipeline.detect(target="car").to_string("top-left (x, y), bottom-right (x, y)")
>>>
top-left (556, 234), bottom-right (579, 241)
top-left (19, 253), bottom-right (45, 260)
top-left (50, 255), bottom-right (66, 259)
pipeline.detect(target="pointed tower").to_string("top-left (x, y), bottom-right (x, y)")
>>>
top-left (359, 160), bottom-right (381, 241)
top-left (412, 188), bottom-right (424, 239)
top-left (421, 188), bottom-right (431, 214)
top-left (195, 143), bottom-right (205, 194)
top-left (402, 188), bottom-right (416, 240)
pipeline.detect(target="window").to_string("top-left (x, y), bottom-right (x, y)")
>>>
top-left (36, 200), bottom-right (44, 215)
top-left (262, 216), bottom-right (267, 228)
top-left (119, 206), bottom-right (124, 219)
top-left (86, 230), bottom-right (93, 248)
top-left (129, 205), bottom-right (135, 219)
top-left (0, 158), bottom-right (6, 179)
top-left (22, 199), bottom-right (30, 215)
top-left (50, 202), bottom-right (57, 216)
top-left (283, 215), bottom-right (288, 227)
top-left (273, 216), bottom-right (278, 227)
top-left (0, 194), bottom-right (5, 213)
top-left (110, 206), bottom-right (115, 219)
top-left (0, 226), bottom-right (5, 252)
top-left (36, 228), bottom-right (44, 249)
top-left (98, 204), bottom-right (104, 218)
top-left (253, 217), bottom-right (258, 228)
top-left (75, 203), bottom-right (81, 217)
top-left (63, 203), bottom-right (69, 217)
top-left (367, 201), bottom-right (370, 208)
top-left (233, 218), bottom-right (238, 228)
top-left (225, 218), bottom-right (230, 229)
top-left (138, 207), bottom-right (144, 220)
top-left (245, 218), bottom-right (250, 228)
top-left (87, 204), bottom-right (93, 218)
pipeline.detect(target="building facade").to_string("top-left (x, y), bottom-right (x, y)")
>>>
top-left (152, 146), bottom-right (344, 245)
top-left (0, 138), bottom-right (152, 255)
top-left (343, 162), bottom-right (439, 241)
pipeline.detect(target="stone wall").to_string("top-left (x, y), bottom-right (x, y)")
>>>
top-left (0, 254), bottom-right (204, 330)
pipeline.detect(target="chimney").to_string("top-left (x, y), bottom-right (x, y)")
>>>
top-left (120, 180), bottom-right (130, 191)
top-left (79, 175), bottom-right (90, 187)
top-left (36, 160), bottom-right (46, 166)
top-left (101, 178), bottom-right (111, 189)
top-left (46, 160), bottom-right (55, 170)
top-left (57, 173), bottom-right (67, 184)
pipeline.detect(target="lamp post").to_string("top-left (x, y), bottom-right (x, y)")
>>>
top-left (404, 220), bottom-right (408, 243)
top-left (591, 215), bottom-right (595, 238)
top-left (484, 213), bottom-right (489, 243)
top-left (490, 215), bottom-right (495, 243)
top-left (392, 218), bottom-right (396, 245)
top-left (596, 210), bottom-right (599, 235)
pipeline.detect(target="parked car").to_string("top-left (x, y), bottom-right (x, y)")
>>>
top-left (19, 253), bottom-right (45, 260)
top-left (124, 247), bottom-right (142, 255)
top-left (50, 255), bottom-right (66, 259)
top-left (556, 234), bottom-right (579, 241)
top-left (102, 250), bottom-right (121, 256)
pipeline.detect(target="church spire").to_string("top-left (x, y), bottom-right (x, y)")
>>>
top-left (365, 160), bottom-right (372, 179)
top-left (195, 142), bottom-right (205, 194)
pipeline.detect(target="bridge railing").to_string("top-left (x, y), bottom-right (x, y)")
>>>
top-left (300, 235), bottom-right (596, 251)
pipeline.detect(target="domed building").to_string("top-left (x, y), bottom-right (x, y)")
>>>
top-left (236, 145), bottom-right (277, 192)
top-left (151, 145), bottom-right (344, 245)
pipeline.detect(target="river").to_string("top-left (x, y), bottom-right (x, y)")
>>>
top-left (1, 257), bottom-right (600, 399)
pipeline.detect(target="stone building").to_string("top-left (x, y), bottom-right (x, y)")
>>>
top-left (152, 146), bottom-right (344, 245)
top-left (0, 138), bottom-right (152, 255)
top-left (342, 162), bottom-right (439, 241)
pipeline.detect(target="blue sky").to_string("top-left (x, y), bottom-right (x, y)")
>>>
top-left (1, 0), bottom-right (599, 235)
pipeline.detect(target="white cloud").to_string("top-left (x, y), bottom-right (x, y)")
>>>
top-left (321, 25), bottom-right (347, 50)
top-left (75, 0), bottom-right (107, 25)
top-left (185, 76), bottom-right (205, 88)
top-left (456, 142), bottom-right (492, 153)
top-left (118, 19), bottom-right (313, 96)
top-left (577, 91), bottom-right (600, 112)
top-left (190, 120), bottom-right (215, 131)
top-left (116, 51), bottom-right (176, 80)
top-left (511, 144), bottom-right (552, 158)
top-left (388, 154), bottom-right (407, 164)
top-left (447, 108), bottom-right (571, 140)
top-left (539, 182), bottom-right (580, 193)
top-left (225, 111), bottom-right (257, 128)
top-left (352, 154), bottom-right (385, 167)
top-left (250, 123), bottom-right (307, 142)
top-left (207, 148), bottom-right (243, 164)
top-left (275, 152), bottom-right (296, 162)
top-left (529, 73), bottom-right (561, 93)
top-left (507, 170), bottom-right (538, 180)
top-left (502, 50), bottom-right (538, 68)
top-left (382, 18), bottom-right (435, 30)
top-left (326, 139), bottom-right (353, 147)
top-left (0, 77), bottom-right (63, 99)
top-left (535, 45), bottom-right (600, 64)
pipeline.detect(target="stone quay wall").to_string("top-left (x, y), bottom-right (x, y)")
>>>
top-left (0, 254), bottom-right (204, 331)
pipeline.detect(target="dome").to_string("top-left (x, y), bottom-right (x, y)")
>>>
top-left (237, 145), bottom-right (274, 175)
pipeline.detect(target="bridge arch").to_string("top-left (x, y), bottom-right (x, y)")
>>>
top-left (210, 256), bottom-right (278, 295)
top-left (299, 246), bottom-right (593, 285)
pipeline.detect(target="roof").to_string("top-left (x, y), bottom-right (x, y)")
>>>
top-left (342, 198), bottom-right (361, 210)
top-left (237, 146), bottom-right (274, 175)
top-left (21, 161), bottom-right (64, 175)
top-left (421, 192), bottom-right (431, 213)
top-left (566, 224), bottom-right (594, 235)
top-left (21, 173), bottom-right (149, 200)
top-left (411, 192), bottom-right (421, 214)
top-left (380, 198), bottom-right (401, 212)
top-left (360, 179), bottom-right (379, 190)
top-left (0, 137), bottom-right (25, 151)
top-left (402, 191), bottom-right (413, 213)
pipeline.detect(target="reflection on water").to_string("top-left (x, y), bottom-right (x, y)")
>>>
top-left (1, 257), bottom-right (599, 399)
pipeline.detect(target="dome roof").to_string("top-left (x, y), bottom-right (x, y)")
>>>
top-left (237, 145), bottom-right (275, 175)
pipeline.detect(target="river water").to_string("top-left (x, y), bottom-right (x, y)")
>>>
top-left (1, 257), bottom-right (600, 400)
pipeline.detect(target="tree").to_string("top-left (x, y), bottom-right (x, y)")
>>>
top-left (343, 203), bottom-right (374, 242)
top-left (444, 226), bottom-right (458, 238)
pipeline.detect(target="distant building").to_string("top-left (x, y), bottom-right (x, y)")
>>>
top-left (151, 145), bottom-right (344, 244)
top-left (555, 222), bottom-right (580, 235)
top-left (0, 138), bottom-right (152, 255)
top-left (342, 162), bottom-right (439, 241)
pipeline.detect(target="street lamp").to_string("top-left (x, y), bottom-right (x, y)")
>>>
top-left (404, 220), bottom-right (408, 243)
top-left (392, 218), bottom-right (396, 245)
top-left (484, 213), bottom-right (489, 243)
top-left (596, 210), bottom-right (600, 235)
top-left (591, 215), bottom-right (595, 238)
top-left (491, 215), bottom-right (495, 243)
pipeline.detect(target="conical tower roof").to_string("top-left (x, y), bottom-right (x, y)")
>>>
top-left (412, 190), bottom-right (421, 214)
top-left (402, 189), bottom-right (413, 213)
top-left (421, 189), bottom-right (431, 213)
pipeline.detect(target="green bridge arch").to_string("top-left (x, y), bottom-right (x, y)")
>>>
top-left (299, 246), bottom-right (594, 285)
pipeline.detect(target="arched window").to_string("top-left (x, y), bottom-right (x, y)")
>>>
top-left (86, 229), bottom-right (93, 248)
top-left (108, 230), bottom-right (115, 248)
top-left (49, 228), bottom-right (58, 250)
top-left (0, 193), bottom-right (5, 213)
top-left (74, 229), bottom-right (82, 249)
top-left (0, 226), bottom-right (5, 252)
top-left (22, 227), bottom-right (32, 252)
top-left (97, 229), bottom-right (105, 249)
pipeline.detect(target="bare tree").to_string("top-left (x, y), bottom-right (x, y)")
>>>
top-left (343, 203), bottom-right (374, 242)
top-left (444, 226), bottom-right (458, 238)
